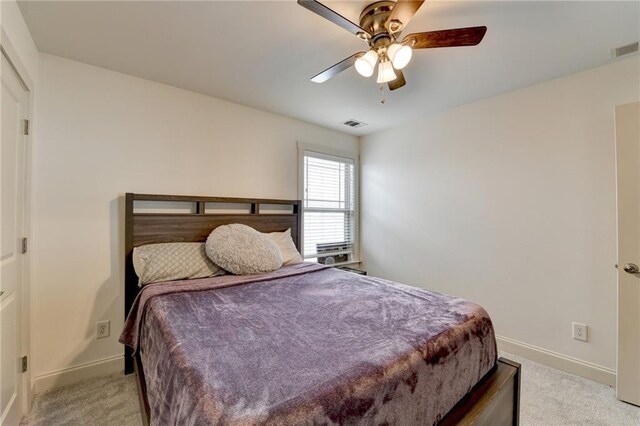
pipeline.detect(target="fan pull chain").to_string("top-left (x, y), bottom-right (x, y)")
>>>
top-left (379, 84), bottom-right (386, 104)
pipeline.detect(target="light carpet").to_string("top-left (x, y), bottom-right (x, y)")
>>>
top-left (20, 352), bottom-right (640, 425)
top-left (500, 352), bottom-right (639, 426)
top-left (20, 373), bottom-right (140, 426)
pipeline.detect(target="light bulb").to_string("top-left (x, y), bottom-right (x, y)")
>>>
top-left (355, 50), bottom-right (379, 77)
top-left (387, 43), bottom-right (412, 69)
top-left (376, 60), bottom-right (397, 83)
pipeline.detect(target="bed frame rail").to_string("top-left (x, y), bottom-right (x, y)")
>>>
top-left (440, 357), bottom-right (521, 425)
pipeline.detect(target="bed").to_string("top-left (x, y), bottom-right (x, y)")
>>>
top-left (121, 193), bottom-right (521, 425)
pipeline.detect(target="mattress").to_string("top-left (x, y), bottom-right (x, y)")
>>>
top-left (120, 263), bottom-right (497, 425)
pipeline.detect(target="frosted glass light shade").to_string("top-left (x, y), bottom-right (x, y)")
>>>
top-left (376, 60), bottom-right (397, 83)
top-left (387, 43), bottom-right (412, 69)
top-left (355, 50), bottom-right (379, 77)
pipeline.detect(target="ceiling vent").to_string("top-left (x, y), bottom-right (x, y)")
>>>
top-left (611, 42), bottom-right (639, 59)
top-left (342, 119), bottom-right (367, 129)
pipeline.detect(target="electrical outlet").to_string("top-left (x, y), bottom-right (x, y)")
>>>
top-left (97, 320), bottom-right (110, 339)
top-left (572, 322), bottom-right (588, 342)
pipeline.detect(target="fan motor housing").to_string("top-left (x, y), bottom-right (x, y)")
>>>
top-left (359, 1), bottom-right (396, 42)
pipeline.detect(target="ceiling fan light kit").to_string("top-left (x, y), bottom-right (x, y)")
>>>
top-left (298, 0), bottom-right (487, 91)
top-left (355, 43), bottom-right (412, 81)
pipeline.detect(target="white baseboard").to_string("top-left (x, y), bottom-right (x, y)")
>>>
top-left (33, 355), bottom-right (123, 394)
top-left (497, 335), bottom-right (616, 387)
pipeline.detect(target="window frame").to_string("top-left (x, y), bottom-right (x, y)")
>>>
top-left (297, 142), bottom-right (360, 265)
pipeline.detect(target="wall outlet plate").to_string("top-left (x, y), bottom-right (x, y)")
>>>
top-left (572, 322), bottom-right (588, 342)
top-left (97, 320), bottom-right (110, 339)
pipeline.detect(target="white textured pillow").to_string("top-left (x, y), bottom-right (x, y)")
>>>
top-left (133, 243), bottom-right (225, 285)
top-left (206, 224), bottom-right (283, 275)
top-left (267, 229), bottom-right (303, 266)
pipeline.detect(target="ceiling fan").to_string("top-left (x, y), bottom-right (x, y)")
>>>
top-left (298, 0), bottom-right (487, 91)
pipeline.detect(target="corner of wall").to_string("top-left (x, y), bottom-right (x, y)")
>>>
top-left (1, 0), bottom-right (39, 86)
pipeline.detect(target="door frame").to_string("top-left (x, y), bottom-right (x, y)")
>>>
top-left (1, 28), bottom-right (34, 416)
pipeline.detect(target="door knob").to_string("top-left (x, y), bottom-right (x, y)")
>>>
top-left (623, 263), bottom-right (639, 274)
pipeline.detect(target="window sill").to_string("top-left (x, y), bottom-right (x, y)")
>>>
top-left (331, 260), bottom-right (361, 267)
top-left (305, 260), bottom-right (361, 267)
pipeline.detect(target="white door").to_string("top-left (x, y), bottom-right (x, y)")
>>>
top-left (616, 101), bottom-right (640, 406)
top-left (0, 52), bottom-right (28, 425)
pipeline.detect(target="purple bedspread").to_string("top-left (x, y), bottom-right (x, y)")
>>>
top-left (120, 263), bottom-right (497, 425)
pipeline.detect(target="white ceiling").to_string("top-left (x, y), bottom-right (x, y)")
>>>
top-left (18, 1), bottom-right (640, 135)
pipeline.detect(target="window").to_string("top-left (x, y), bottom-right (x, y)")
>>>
top-left (301, 149), bottom-right (357, 264)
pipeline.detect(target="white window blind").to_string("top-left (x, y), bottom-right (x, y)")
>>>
top-left (303, 151), bottom-right (356, 262)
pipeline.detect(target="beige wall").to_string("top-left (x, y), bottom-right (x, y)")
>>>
top-left (31, 53), bottom-right (358, 386)
top-left (361, 57), bottom-right (639, 374)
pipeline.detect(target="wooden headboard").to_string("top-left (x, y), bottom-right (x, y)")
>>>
top-left (124, 193), bottom-right (301, 373)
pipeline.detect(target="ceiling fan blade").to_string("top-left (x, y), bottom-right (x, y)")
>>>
top-left (298, 0), bottom-right (370, 37)
top-left (385, 0), bottom-right (426, 33)
top-left (388, 69), bottom-right (406, 91)
top-left (311, 52), bottom-right (365, 83)
top-left (403, 26), bottom-right (487, 49)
